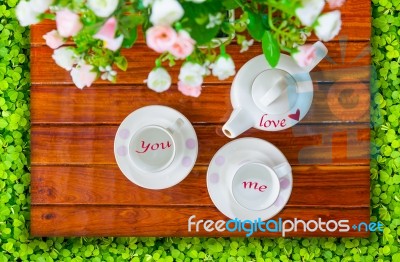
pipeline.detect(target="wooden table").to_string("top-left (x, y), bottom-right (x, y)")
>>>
top-left (30, 0), bottom-right (371, 237)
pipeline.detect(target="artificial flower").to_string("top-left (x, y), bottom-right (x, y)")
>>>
top-left (178, 81), bottom-right (202, 97)
top-left (146, 26), bottom-right (177, 53)
top-left (206, 13), bottom-right (223, 29)
top-left (87, 0), bottom-right (119, 18)
top-left (143, 0), bottom-right (155, 7)
top-left (31, 0), bottom-right (53, 13)
top-left (15, 1), bottom-right (40, 26)
top-left (327, 0), bottom-right (346, 8)
top-left (292, 44), bottom-right (317, 67)
top-left (178, 62), bottom-right (204, 97)
top-left (71, 63), bottom-right (97, 89)
top-left (94, 17), bottom-right (124, 51)
top-left (315, 10), bottom-right (342, 41)
top-left (146, 67), bottom-right (172, 92)
top-left (178, 62), bottom-right (205, 87)
top-left (43, 30), bottom-right (65, 49)
top-left (100, 66), bottom-right (117, 81)
top-left (169, 30), bottom-right (195, 59)
top-left (150, 0), bottom-right (184, 26)
top-left (52, 47), bottom-right (78, 71)
top-left (240, 39), bottom-right (254, 53)
top-left (56, 9), bottom-right (83, 37)
top-left (211, 55), bottom-right (236, 80)
top-left (295, 0), bottom-right (325, 26)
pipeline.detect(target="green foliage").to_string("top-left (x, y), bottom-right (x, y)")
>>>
top-left (262, 31), bottom-right (280, 68)
top-left (0, 0), bottom-right (399, 261)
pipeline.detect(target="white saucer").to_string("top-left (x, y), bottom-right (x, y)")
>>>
top-left (207, 138), bottom-right (293, 220)
top-left (230, 54), bottom-right (314, 131)
top-left (114, 105), bottom-right (198, 189)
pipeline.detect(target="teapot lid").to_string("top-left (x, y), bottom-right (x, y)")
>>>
top-left (252, 69), bottom-right (298, 115)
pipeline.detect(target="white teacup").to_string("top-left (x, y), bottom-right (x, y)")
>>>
top-left (129, 119), bottom-right (184, 173)
top-left (231, 162), bottom-right (291, 210)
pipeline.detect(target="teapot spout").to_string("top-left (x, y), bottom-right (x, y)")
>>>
top-left (304, 41), bottom-right (328, 72)
top-left (222, 108), bottom-right (254, 138)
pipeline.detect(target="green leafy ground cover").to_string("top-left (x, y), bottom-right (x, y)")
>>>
top-left (0, 0), bottom-right (399, 261)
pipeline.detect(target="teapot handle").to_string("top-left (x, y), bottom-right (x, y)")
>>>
top-left (304, 41), bottom-right (328, 73)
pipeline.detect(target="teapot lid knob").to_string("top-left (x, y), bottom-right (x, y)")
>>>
top-left (251, 69), bottom-right (298, 115)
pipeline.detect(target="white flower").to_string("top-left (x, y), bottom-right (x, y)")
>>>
top-left (143, 0), bottom-right (155, 7)
top-left (31, 0), bottom-right (53, 13)
top-left (15, 1), bottom-right (40, 26)
top-left (206, 13), bottom-right (223, 29)
top-left (99, 66), bottom-right (117, 82)
top-left (150, 0), bottom-right (184, 26)
top-left (179, 62), bottom-right (205, 87)
top-left (146, 67), bottom-right (171, 92)
top-left (315, 10), bottom-right (342, 41)
top-left (240, 39), bottom-right (254, 53)
top-left (211, 56), bottom-right (235, 80)
top-left (295, 0), bottom-right (325, 26)
top-left (52, 47), bottom-right (78, 71)
top-left (71, 63), bottom-right (97, 89)
top-left (87, 0), bottom-right (119, 18)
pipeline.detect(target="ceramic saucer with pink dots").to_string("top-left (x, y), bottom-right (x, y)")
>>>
top-left (207, 138), bottom-right (293, 220)
top-left (114, 105), bottom-right (198, 190)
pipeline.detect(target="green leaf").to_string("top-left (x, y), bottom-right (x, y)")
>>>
top-left (114, 56), bottom-right (128, 71)
top-left (0, 119), bottom-right (8, 129)
top-left (222, 0), bottom-right (240, 9)
top-left (246, 11), bottom-right (265, 41)
top-left (122, 27), bottom-right (138, 48)
top-left (180, 1), bottom-right (222, 45)
top-left (262, 31), bottom-right (280, 68)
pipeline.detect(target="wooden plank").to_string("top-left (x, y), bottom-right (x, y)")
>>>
top-left (31, 165), bottom-right (370, 206)
top-left (30, 205), bottom-right (370, 237)
top-left (30, 124), bottom-right (370, 166)
top-left (30, 41), bottom-right (370, 85)
top-left (31, 81), bottom-right (370, 124)
top-left (30, 0), bottom-right (370, 45)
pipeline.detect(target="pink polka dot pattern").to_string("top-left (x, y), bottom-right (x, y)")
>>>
top-left (117, 146), bottom-right (128, 156)
top-left (273, 196), bottom-right (285, 207)
top-left (209, 173), bottom-right (219, 184)
top-left (118, 129), bottom-right (130, 140)
top-left (186, 138), bottom-right (196, 149)
top-left (280, 178), bottom-right (291, 189)
top-left (182, 156), bottom-right (192, 167)
top-left (215, 156), bottom-right (225, 166)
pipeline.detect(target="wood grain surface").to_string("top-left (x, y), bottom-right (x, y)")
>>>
top-left (31, 82), bottom-right (370, 124)
top-left (30, 0), bottom-right (371, 237)
top-left (31, 124), bottom-right (370, 165)
top-left (31, 206), bottom-right (370, 237)
top-left (31, 165), bottom-right (369, 206)
top-left (31, 42), bottom-right (370, 85)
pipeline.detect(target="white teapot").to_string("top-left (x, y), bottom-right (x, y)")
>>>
top-left (222, 41), bottom-right (328, 138)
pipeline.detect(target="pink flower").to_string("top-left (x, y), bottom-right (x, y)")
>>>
top-left (169, 30), bottom-right (195, 59)
top-left (178, 81), bottom-right (202, 97)
top-left (327, 0), bottom-right (345, 8)
top-left (292, 44), bottom-right (317, 68)
top-left (70, 63), bottom-right (97, 89)
top-left (146, 26), bottom-right (177, 53)
top-left (43, 30), bottom-right (65, 49)
top-left (56, 9), bottom-right (83, 37)
top-left (94, 17), bottom-right (124, 51)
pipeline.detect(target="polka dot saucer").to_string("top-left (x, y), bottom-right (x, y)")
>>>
top-left (114, 105), bottom-right (198, 190)
top-left (207, 138), bottom-right (293, 220)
